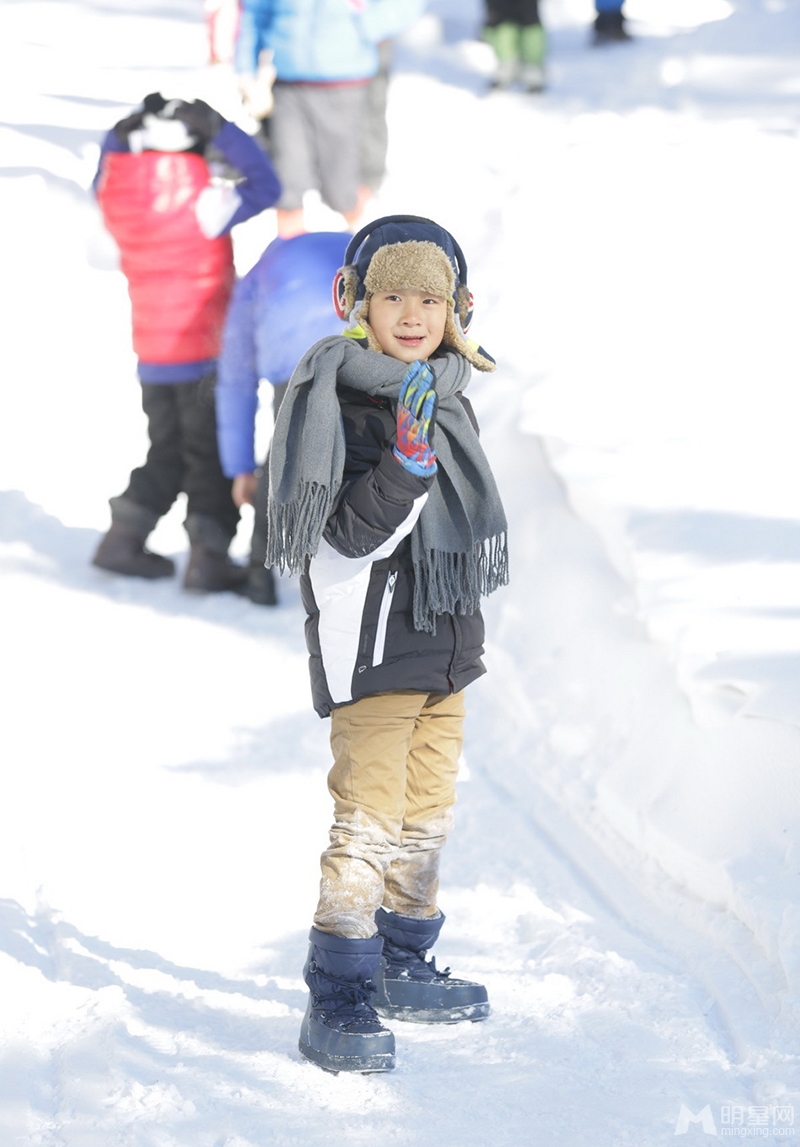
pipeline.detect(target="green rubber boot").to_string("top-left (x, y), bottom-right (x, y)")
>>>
top-left (520, 23), bottom-right (546, 91)
top-left (483, 22), bottom-right (520, 88)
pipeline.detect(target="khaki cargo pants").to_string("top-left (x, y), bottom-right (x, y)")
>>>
top-left (314, 689), bottom-right (465, 939)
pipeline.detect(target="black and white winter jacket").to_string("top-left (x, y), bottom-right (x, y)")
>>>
top-left (300, 384), bottom-right (487, 717)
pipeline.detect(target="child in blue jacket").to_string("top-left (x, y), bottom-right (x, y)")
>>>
top-left (216, 231), bottom-right (349, 603)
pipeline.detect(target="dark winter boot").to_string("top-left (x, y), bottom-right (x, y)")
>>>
top-left (242, 562), bottom-right (278, 606)
top-left (373, 908), bottom-right (490, 1024)
top-left (592, 9), bottom-right (631, 44)
top-left (299, 927), bottom-right (396, 1073)
top-left (183, 513), bottom-right (248, 593)
top-left (92, 496), bottom-right (174, 579)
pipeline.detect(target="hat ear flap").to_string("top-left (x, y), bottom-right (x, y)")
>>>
top-left (456, 284), bottom-right (474, 333)
top-left (333, 265), bottom-right (359, 320)
top-left (332, 270), bottom-right (348, 320)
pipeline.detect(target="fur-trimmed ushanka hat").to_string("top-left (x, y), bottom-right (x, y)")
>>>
top-left (333, 215), bottom-right (496, 372)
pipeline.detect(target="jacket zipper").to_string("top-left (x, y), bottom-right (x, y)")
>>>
top-left (372, 569), bottom-right (397, 668)
top-left (447, 612), bottom-right (461, 693)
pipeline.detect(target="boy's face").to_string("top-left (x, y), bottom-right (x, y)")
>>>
top-left (368, 289), bottom-right (448, 364)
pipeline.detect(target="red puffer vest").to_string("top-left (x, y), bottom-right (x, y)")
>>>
top-left (97, 151), bottom-right (235, 363)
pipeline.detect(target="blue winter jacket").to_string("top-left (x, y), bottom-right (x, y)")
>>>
top-left (216, 231), bottom-right (349, 477)
top-left (235, 0), bottom-right (425, 82)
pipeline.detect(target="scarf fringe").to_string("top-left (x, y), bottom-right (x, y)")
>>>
top-left (266, 482), bottom-right (334, 574)
top-left (412, 532), bottom-right (509, 635)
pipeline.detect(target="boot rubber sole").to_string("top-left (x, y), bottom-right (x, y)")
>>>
top-left (298, 1006), bottom-right (396, 1073)
top-left (92, 555), bottom-right (175, 579)
top-left (374, 1000), bottom-right (491, 1024)
top-left (298, 1038), bottom-right (395, 1073)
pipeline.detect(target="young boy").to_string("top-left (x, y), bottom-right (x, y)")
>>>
top-left (266, 216), bottom-right (508, 1073)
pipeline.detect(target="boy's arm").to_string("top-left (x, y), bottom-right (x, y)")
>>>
top-left (323, 411), bottom-right (434, 559)
top-left (216, 273), bottom-right (260, 478)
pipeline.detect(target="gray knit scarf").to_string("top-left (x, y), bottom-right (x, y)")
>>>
top-left (266, 336), bottom-right (508, 634)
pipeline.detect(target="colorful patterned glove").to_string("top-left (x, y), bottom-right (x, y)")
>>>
top-left (393, 361), bottom-right (438, 477)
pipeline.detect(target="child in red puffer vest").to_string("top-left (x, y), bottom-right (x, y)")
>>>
top-left (92, 92), bottom-right (281, 592)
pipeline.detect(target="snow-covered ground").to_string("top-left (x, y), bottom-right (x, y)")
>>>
top-left (1, 0), bottom-right (799, 1142)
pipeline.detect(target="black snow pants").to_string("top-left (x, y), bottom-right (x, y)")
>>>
top-left (122, 375), bottom-right (240, 540)
top-left (485, 0), bottom-right (541, 26)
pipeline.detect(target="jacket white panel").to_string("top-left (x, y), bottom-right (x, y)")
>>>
top-left (309, 492), bottom-right (428, 704)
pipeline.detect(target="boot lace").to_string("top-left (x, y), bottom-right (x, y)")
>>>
top-left (382, 940), bottom-right (451, 983)
top-left (307, 962), bottom-right (383, 1031)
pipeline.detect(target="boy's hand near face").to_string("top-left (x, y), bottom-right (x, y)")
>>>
top-left (393, 361), bottom-right (437, 476)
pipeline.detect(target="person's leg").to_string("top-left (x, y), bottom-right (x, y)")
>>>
top-left (269, 82), bottom-right (316, 236)
top-left (302, 689), bottom-right (425, 1072)
top-left (124, 383), bottom-right (185, 517)
top-left (93, 384), bottom-right (180, 577)
top-left (315, 690), bottom-right (429, 939)
top-left (243, 381), bottom-right (285, 605)
top-left (483, 0), bottom-right (521, 88)
top-left (250, 465), bottom-right (268, 568)
top-left (310, 84), bottom-right (369, 229)
top-left (176, 374), bottom-right (245, 592)
top-left (593, 0), bottom-right (630, 43)
top-left (382, 689), bottom-right (465, 918)
top-left (359, 41), bottom-right (393, 198)
top-left (299, 926), bottom-right (396, 1072)
top-left (518, 0), bottom-right (546, 92)
top-left (242, 462), bottom-right (276, 604)
top-left (177, 374), bottom-right (239, 536)
top-left (373, 691), bottom-right (490, 1022)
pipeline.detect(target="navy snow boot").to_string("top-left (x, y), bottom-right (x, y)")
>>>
top-left (373, 908), bottom-right (490, 1024)
top-left (299, 927), bottom-right (396, 1073)
top-left (592, 9), bottom-right (631, 43)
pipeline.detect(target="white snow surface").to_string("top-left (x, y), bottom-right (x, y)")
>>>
top-left (1, 0), bottom-right (799, 1142)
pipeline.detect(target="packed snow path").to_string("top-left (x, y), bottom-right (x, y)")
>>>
top-left (1, 0), bottom-right (799, 1143)
top-left (1, 422), bottom-right (782, 1146)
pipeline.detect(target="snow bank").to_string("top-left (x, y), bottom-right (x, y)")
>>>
top-left (442, 0), bottom-right (800, 1042)
top-left (389, 0), bottom-right (800, 1051)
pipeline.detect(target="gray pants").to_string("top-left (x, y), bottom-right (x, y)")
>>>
top-left (270, 81), bottom-right (368, 214)
top-left (360, 41), bottom-right (393, 192)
